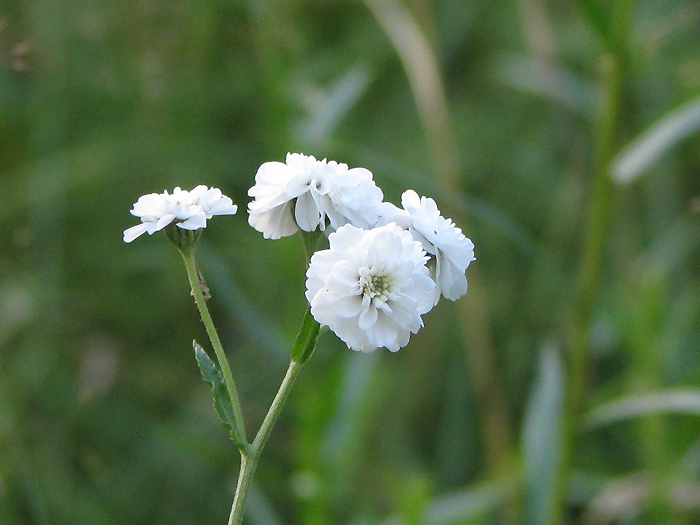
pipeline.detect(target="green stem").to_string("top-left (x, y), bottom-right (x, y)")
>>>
top-left (180, 248), bottom-right (248, 448)
top-left (572, 52), bottom-right (623, 421)
top-left (228, 359), bottom-right (305, 525)
top-left (227, 300), bottom-right (318, 523)
top-left (182, 235), bottom-right (319, 523)
top-left (551, 50), bottom-right (626, 525)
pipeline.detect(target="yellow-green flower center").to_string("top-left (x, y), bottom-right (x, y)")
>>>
top-left (360, 268), bottom-right (395, 302)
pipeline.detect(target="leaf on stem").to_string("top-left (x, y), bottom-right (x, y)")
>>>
top-left (194, 261), bottom-right (211, 300)
top-left (193, 340), bottom-right (240, 444)
top-left (300, 229), bottom-right (325, 261)
top-left (291, 308), bottom-right (321, 364)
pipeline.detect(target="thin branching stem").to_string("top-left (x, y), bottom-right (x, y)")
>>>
top-left (227, 360), bottom-right (305, 524)
top-left (180, 248), bottom-right (249, 449)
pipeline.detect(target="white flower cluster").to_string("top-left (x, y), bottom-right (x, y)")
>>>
top-left (248, 153), bottom-right (475, 353)
top-left (124, 154), bottom-right (474, 353)
top-left (378, 190), bottom-right (475, 303)
top-left (305, 223), bottom-right (436, 353)
top-left (123, 185), bottom-right (238, 243)
top-left (248, 153), bottom-right (383, 239)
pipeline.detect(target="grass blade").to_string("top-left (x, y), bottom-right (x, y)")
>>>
top-left (613, 95), bottom-right (700, 184)
top-left (523, 346), bottom-right (565, 524)
top-left (585, 389), bottom-right (700, 429)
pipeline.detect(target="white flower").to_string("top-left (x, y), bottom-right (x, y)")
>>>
top-left (248, 153), bottom-right (384, 239)
top-left (379, 190), bottom-right (475, 302)
top-left (305, 223), bottom-right (436, 353)
top-left (123, 185), bottom-right (237, 243)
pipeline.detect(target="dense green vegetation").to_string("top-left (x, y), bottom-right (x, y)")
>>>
top-left (1, 0), bottom-right (699, 523)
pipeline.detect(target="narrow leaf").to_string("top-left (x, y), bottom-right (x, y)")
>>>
top-left (613, 95), bottom-right (700, 184)
top-left (423, 477), bottom-right (520, 524)
top-left (300, 62), bottom-right (372, 147)
top-left (193, 340), bottom-right (239, 444)
top-left (492, 53), bottom-right (596, 118)
top-left (584, 389), bottom-right (700, 429)
top-left (300, 229), bottom-right (325, 261)
top-left (522, 346), bottom-right (565, 525)
top-left (291, 308), bottom-right (321, 364)
top-left (573, 0), bottom-right (613, 49)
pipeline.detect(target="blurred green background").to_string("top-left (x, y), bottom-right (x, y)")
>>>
top-left (1, 0), bottom-right (700, 523)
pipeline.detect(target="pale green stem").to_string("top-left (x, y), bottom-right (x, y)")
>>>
top-left (551, 48), bottom-right (627, 525)
top-left (182, 245), bottom-right (312, 524)
top-left (571, 52), bottom-right (622, 427)
top-left (180, 249), bottom-right (248, 449)
top-left (228, 360), bottom-right (304, 525)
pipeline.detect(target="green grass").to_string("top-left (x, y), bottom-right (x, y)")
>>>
top-left (1, 0), bottom-right (700, 523)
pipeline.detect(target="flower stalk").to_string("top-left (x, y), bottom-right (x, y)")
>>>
top-left (181, 244), bottom-right (318, 523)
top-left (180, 246), bottom-right (248, 449)
top-left (124, 152), bottom-right (476, 523)
top-left (551, 39), bottom-right (628, 525)
top-left (228, 359), bottom-right (305, 525)
top-left (228, 303), bottom-right (319, 524)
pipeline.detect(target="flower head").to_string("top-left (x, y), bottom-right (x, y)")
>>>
top-left (379, 190), bottom-right (475, 302)
top-left (305, 223), bottom-right (436, 352)
top-left (123, 185), bottom-right (237, 243)
top-left (248, 153), bottom-right (383, 239)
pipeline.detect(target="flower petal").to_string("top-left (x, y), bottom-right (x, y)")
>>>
top-left (295, 192), bottom-right (322, 232)
top-left (124, 185), bottom-right (236, 243)
top-left (305, 223), bottom-right (436, 352)
top-left (247, 153), bottom-right (383, 238)
top-left (123, 223), bottom-right (149, 243)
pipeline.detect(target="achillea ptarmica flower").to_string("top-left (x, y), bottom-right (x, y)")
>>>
top-left (379, 190), bottom-right (475, 302)
top-left (123, 185), bottom-right (237, 243)
top-left (247, 153), bottom-right (384, 240)
top-left (305, 223), bottom-right (436, 353)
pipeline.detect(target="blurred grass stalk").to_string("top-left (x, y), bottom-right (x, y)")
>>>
top-left (362, 0), bottom-right (517, 519)
top-left (552, 0), bottom-right (637, 523)
top-left (27, 0), bottom-right (69, 323)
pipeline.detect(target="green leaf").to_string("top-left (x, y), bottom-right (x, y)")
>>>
top-left (522, 346), bottom-right (565, 525)
top-left (573, 0), bottom-right (613, 50)
top-left (300, 229), bottom-right (325, 261)
top-left (299, 62), bottom-right (373, 148)
top-left (290, 308), bottom-right (321, 364)
top-left (492, 53), bottom-right (596, 118)
top-left (573, 0), bottom-right (633, 54)
top-left (613, 95), bottom-right (700, 184)
top-left (584, 389), bottom-right (700, 429)
top-left (193, 340), bottom-right (239, 444)
top-left (422, 477), bottom-right (520, 524)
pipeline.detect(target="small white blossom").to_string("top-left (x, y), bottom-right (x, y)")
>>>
top-left (379, 190), bottom-right (475, 302)
top-left (305, 223), bottom-right (436, 353)
top-left (248, 153), bottom-right (383, 239)
top-left (123, 185), bottom-right (237, 243)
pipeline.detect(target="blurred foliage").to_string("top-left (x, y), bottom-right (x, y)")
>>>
top-left (1, 0), bottom-right (700, 523)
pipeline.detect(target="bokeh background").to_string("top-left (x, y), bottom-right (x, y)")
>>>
top-left (2, 0), bottom-right (700, 523)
